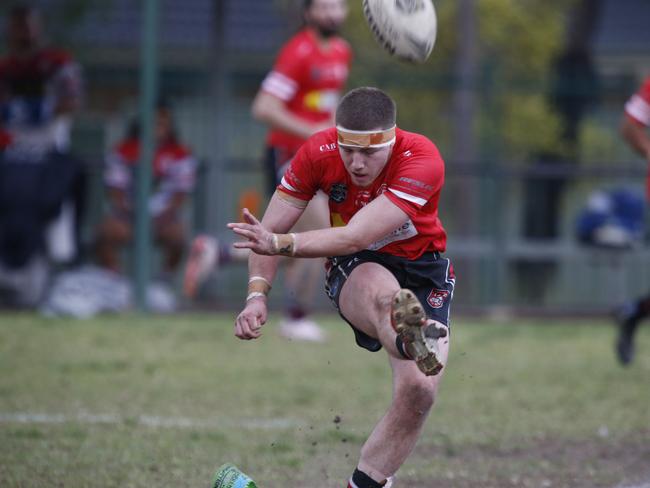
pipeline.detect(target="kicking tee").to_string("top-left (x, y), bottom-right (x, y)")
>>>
top-left (278, 127), bottom-right (447, 259)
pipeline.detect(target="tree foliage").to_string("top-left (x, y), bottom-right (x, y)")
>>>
top-left (341, 0), bottom-right (577, 162)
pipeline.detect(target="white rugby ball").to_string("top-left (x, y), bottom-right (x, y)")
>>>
top-left (363, 0), bottom-right (437, 63)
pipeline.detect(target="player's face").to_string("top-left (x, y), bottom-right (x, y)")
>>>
top-left (339, 143), bottom-right (393, 188)
top-left (305, 0), bottom-right (348, 38)
top-left (7, 12), bottom-right (42, 50)
top-left (155, 109), bottom-right (173, 142)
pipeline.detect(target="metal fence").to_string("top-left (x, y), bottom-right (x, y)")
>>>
top-left (4, 0), bottom-right (649, 313)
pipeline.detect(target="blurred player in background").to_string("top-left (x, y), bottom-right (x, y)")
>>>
top-left (230, 87), bottom-right (453, 488)
top-left (615, 75), bottom-right (650, 365)
top-left (0, 4), bottom-right (84, 306)
top-left (95, 102), bottom-right (196, 285)
top-left (185, 0), bottom-right (351, 342)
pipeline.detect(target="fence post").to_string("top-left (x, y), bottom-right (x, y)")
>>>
top-left (134, 0), bottom-right (159, 311)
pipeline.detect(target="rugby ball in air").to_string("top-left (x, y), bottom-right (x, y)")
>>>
top-left (363, 0), bottom-right (437, 63)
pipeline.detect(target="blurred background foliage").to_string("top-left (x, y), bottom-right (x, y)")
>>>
top-left (341, 0), bottom-right (576, 163)
top-left (2, 0), bottom-right (649, 311)
top-left (0, 0), bottom-right (594, 164)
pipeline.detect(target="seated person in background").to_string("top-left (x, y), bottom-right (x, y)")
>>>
top-left (95, 102), bottom-right (197, 283)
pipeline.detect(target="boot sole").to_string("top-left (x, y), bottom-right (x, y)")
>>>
top-left (391, 289), bottom-right (443, 376)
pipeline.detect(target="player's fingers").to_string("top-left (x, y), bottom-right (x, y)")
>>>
top-left (236, 312), bottom-right (254, 337)
top-left (233, 241), bottom-right (255, 249)
top-left (230, 227), bottom-right (258, 241)
top-left (246, 313), bottom-right (263, 338)
top-left (234, 316), bottom-right (247, 339)
top-left (235, 313), bottom-right (251, 337)
top-left (235, 322), bottom-right (255, 340)
top-left (227, 222), bottom-right (255, 233)
top-left (237, 313), bottom-right (261, 340)
top-left (242, 208), bottom-right (261, 226)
top-left (249, 324), bottom-right (262, 338)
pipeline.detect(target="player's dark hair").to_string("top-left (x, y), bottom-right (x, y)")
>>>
top-left (126, 98), bottom-right (177, 142)
top-left (303, 0), bottom-right (314, 9)
top-left (9, 3), bottom-right (37, 18)
top-left (335, 87), bottom-right (397, 131)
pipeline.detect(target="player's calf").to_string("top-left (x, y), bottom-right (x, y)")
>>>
top-left (391, 288), bottom-right (447, 376)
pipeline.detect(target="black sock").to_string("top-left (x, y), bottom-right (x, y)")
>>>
top-left (395, 336), bottom-right (411, 360)
top-left (635, 295), bottom-right (650, 321)
top-left (351, 468), bottom-right (384, 488)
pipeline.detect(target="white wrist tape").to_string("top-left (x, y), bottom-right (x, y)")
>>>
top-left (272, 234), bottom-right (279, 253)
top-left (290, 233), bottom-right (297, 256)
top-left (248, 276), bottom-right (271, 287)
top-left (246, 292), bottom-right (267, 301)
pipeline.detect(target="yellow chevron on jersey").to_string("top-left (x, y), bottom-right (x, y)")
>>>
top-left (330, 212), bottom-right (346, 227)
top-left (304, 89), bottom-right (339, 112)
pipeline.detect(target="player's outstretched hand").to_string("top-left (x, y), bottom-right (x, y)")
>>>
top-left (235, 297), bottom-right (267, 340)
top-left (228, 208), bottom-right (276, 255)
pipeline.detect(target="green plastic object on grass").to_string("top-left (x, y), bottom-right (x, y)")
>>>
top-left (212, 463), bottom-right (258, 488)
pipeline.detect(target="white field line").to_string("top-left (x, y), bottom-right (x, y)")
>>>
top-left (0, 412), bottom-right (301, 430)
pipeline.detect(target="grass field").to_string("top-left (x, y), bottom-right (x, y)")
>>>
top-left (0, 312), bottom-right (648, 488)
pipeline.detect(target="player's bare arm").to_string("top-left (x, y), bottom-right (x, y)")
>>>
top-left (621, 116), bottom-right (650, 163)
top-left (229, 193), bottom-right (409, 258)
top-left (251, 91), bottom-right (331, 140)
top-left (234, 191), bottom-right (307, 340)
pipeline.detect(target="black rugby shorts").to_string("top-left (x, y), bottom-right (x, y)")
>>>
top-left (325, 250), bottom-right (455, 352)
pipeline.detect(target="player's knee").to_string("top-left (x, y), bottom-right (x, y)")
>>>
top-left (375, 290), bottom-right (398, 316)
top-left (396, 377), bottom-right (437, 414)
top-left (97, 217), bottom-right (130, 244)
top-left (156, 222), bottom-right (185, 247)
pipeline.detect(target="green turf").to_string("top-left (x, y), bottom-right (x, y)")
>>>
top-left (0, 312), bottom-right (648, 487)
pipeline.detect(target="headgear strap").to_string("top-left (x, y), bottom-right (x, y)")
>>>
top-left (336, 125), bottom-right (396, 148)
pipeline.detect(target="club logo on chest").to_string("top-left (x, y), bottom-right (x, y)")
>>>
top-left (329, 183), bottom-right (348, 203)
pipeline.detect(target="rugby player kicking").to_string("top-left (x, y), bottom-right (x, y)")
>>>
top-left (229, 87), bottom-right (455, 488)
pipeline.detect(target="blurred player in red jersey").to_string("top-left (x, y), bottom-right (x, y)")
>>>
top-left (0, 4), bottom-right (82, 153)
top-left (229, 88), bottom-right (454, 488)
top-left (95, 102), bottom-right (196, 280)
top-left (615, 75), bottom-right (650, 365)
top-left (0, 4), bottom-right (84, 306)
top-left (185, 0), bottom-right (351, 342)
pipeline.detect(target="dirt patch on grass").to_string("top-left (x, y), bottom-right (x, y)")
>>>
top-left (405, 431), bottom-right (650, 488)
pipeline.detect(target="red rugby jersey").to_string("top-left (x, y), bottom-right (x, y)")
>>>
top-left (261, 28), bottom-right (351, 155)
top-left (104, 137), bottom-right (197, 216)
top-left (0, 48), bottom-right (79, 100)
top-left (624, 76), bottom-right (650, 127)
top-left (0, 47), bottom-right (81, 149)
top-left (624, 77), bottom-right (650, 199)
top-left (278, 127), bottom-right (447, 258)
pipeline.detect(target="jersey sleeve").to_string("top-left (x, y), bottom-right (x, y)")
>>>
top-left (52, 59), bottom-right (83, 102)
top-left (384, 145), bottom-right (444, 218)
top-left (260, 40), bottom-right (305, 102)
top-left (104, 149), bottom-right (131, 190)
top-left (277, 143), bottom-right (320, 201)
top-left (44, 49), bottom-right (83, 106)
top-left (163, 150), bottom-right (197, 194)
top-left (625, 77), bottom-right (650, 127)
